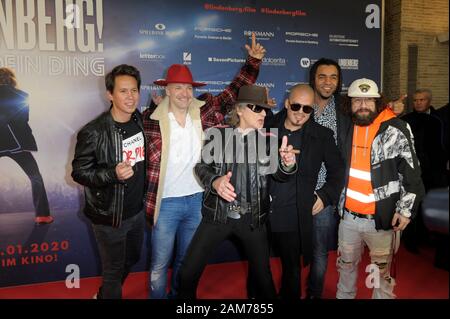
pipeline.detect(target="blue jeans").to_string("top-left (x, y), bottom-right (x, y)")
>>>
top-left (307, 205), bottom-right (336, 298)
top-left (149, 192), bottom-right (202, 299)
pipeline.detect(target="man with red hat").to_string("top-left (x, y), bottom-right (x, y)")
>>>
top-left (143, 33), bottom-right (266, 299)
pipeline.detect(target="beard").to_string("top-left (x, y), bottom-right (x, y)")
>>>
top-left (351, 108), bottom-right (378, 126)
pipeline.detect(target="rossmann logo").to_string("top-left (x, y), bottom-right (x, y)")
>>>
top-left (255, 82), bottom-right (275, 89)
top-left (195, 26), bottom-right (232, 33)
top-left (244, 30), bottom-right (275, 39)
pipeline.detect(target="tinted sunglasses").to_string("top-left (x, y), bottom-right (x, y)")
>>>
top-left (245, 103), bottom-right (266, 113)
top-left (290, 103), bottom-right (313, 114)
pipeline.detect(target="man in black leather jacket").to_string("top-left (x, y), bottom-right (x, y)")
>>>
top-left (71, 64), bottom-right (146, 299)
top-left (177, 85), bottom-right (297, 299)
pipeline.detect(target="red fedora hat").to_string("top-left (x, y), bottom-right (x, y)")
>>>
top-left (154, 64), bottom-right (206, 87)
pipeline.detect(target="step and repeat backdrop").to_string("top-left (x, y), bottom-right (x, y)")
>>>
top-left (0, 0), bottom-right (382, 287)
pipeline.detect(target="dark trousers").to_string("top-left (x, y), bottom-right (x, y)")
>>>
top-left (178, 218), bottom-right (276, 299)
top-left (307, 205), bottom-right (336, 298)
top-left (1, 151), bottom-right (50, 217)
top-left (91, 210), bottom-right (144, 299)
top-left (272, 231), bottom-right (301, 299)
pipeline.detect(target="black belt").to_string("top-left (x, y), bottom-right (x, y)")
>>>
top-left (345, 209), bottom-right (375, 220)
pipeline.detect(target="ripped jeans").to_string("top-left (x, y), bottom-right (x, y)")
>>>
top-left (336, 212), bottom-right (396, 299)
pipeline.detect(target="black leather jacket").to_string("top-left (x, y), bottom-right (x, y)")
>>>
top-left (195, 127), bottom-right (296, 228)
top-left (71, 110), bottom-right (145, 227)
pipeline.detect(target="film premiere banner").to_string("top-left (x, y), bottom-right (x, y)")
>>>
top-left (0, 0), bottom-right (382, 288)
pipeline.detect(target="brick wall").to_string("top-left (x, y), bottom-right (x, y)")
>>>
top-left (383, 0), bottom-right (449, 108)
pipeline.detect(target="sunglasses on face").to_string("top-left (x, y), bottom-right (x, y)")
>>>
top-left (245, 104), bottom-right (266, 113)
top-left (289, 103), bottom-right (313, 114)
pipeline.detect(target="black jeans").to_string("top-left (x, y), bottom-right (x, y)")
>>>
top-left (178, 217), bottom-right (276, 299)
top-left (272, 231), bottom-right (301, 299)
top-left (91, 210), bottom-right (144, 299)
top-left (0, 151), bottom-right (50, 217)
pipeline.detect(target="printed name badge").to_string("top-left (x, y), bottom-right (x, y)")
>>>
top-left (122, 132), bottom-right (144, 166)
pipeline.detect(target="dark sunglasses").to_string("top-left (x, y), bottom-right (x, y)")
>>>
top-left (289, 103), bottom-right (313, 114)
top-left (245, 104), bottom-right (266, 113)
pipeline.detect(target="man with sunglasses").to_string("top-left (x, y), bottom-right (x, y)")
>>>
top-left (178, 85), bottom-right (297, 299)
top-left (265, 84), bottom-right (344, 299)
top-left (336, 78), bottom-right (424, 298)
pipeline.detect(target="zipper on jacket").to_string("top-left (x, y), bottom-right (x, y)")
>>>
top-left (113, 128), bottom-right (124, 228)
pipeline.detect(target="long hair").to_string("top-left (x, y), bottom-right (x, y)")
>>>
top-left (342, 94), bottom-right (388, 116)
top-left (0, 67), bottom-right (18, 87)
top-left (226, 104), bottom-right (245, 127)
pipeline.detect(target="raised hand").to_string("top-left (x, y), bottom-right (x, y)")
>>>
top-left (151, 91), bottom-right (163, 106)
top-left (244, 32), bottom-right (266, 60)
top-left (279, 136), bottom-right (296, 167)
top-left (388, 94), bottom-right (407, 116)
top-left (212, 171), bottom-right (236, 202)
top-left (115, 161), bottom-right (134, 181)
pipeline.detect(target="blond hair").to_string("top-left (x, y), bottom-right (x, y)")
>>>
top-left (226, 103), bottom-right (246, 127)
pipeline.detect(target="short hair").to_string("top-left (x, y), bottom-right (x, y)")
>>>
top-left (414, 88), bottom-right (432, 100)
top-left (0, 67), bottom-right (18, 87)
top-left (309, 58), bottom-right (342, 96)
top-left (289, 83), bottom-right (314, 100)
top-left (105, 64), bottom-right (141, 93)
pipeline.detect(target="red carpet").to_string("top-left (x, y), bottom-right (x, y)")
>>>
top-left (0, 244), bottom-right (447, 299)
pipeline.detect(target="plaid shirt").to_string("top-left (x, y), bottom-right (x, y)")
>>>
top-left (143, 56), bottom-right (261, 224)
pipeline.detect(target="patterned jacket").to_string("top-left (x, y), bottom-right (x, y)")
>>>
top-left (338, 109), bottom-right (425, 230)
top-left (143, 56), bottom-right (261, 225)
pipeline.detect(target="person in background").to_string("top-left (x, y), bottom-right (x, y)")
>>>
top-left (401, 89), bottom-right (448, 253)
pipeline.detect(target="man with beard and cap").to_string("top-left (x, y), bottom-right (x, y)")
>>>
top-left (335, 78), bottom-right (425, 299)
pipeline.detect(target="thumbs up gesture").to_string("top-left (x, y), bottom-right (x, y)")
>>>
top-left (279, 136), bottom-right (296, 167)
top-left (212, 171), bottom-right (237, 202)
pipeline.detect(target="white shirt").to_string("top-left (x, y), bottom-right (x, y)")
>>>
top-left (162, 112), bottom-right (204, 198)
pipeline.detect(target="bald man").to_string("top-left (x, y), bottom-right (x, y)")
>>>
top-left (263, 84), bottom-right (344, 299)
